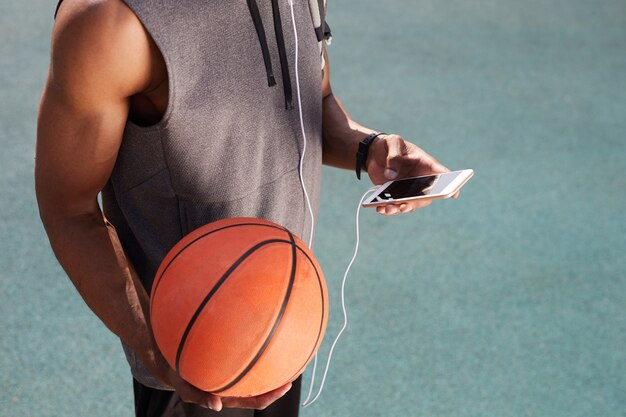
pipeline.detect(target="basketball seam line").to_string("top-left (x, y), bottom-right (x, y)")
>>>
top-left (284, 245), bottom-right (326, 383)
top-left (174, 238), bottom-right (292, 374)
top-left (150, 222), bottom-right (286, 301)
top-left (212, 229), bottom-right (298, 393)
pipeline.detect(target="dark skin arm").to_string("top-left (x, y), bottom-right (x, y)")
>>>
top-left (36, 0), bottom-right (290, 411)
top-left (320, 49), bottom-right (458, 215)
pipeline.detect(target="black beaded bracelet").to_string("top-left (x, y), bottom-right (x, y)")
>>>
top-left (355, 132), bottom-right (386, 180)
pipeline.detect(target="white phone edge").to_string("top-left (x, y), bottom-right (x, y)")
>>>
top-left (362, 169), bottom-right (474, 207)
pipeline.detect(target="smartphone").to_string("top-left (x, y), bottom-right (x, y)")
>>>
top-left (362, 169), bottom-right (474, 208)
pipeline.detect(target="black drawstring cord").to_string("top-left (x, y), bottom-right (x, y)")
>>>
top-left (247, 0), bottom-right (277, 87)
top-left (247, 0), bottom-right (293, 110)
top-left (270, 0), bottom-right (294, 110)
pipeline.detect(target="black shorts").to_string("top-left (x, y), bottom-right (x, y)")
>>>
top-left (133, 377), bottom-right (301, 417)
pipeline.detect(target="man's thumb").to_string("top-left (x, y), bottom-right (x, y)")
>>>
top-left (385, 137), bottom-right (402, 179)
top-left (384, 167), bottom-right (398, 180)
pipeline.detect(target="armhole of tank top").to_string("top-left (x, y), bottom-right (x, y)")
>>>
top-left (121, 1), bottom-right (176, 132)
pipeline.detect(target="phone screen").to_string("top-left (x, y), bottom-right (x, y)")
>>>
top-left (375, 172), bottom-right (461, 202)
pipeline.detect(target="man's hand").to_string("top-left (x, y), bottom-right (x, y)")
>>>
top-left (155, 358), bottom-right (294, 411)
top-left (366, 134), bottom-right (459, 216)
top-left (319, 50), bottom-right (458, 215)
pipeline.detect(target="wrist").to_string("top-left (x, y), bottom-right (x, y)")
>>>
top-left (355, 132), bottom-right (386, 180)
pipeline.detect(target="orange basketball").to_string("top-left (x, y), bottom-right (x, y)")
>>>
top-left (150, 217), bottom-right (328, 397)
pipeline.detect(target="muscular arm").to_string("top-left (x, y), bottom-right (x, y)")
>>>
top-left (36, 0), bottom-right (163, 379)
top-left (37, 2), bottom-right (291, 410)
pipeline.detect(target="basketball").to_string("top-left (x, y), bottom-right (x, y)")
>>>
top-left (150, 217), bottom-right (328, 397)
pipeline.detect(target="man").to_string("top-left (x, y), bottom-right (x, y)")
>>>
top-left (35, 0), bottom-right (452, 416)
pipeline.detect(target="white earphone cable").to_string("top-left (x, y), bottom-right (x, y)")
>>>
top-left (288, 0), bottom-right (315, 250)
top-left (301, 186), bottom-right (378, 407)
top-left (287, 1), bottom-right (320, 403)
top-left (287, 0), bottom-right (379, 407)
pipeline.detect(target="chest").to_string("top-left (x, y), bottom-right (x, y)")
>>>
top-left (116, 0), bottom-right (325, 203)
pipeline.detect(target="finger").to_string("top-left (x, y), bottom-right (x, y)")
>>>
top-left (403, 199), bottom-right (432, 211)
top-left (376, 205), bottom-right (385, 215)
top-left (383, 135), bottom-right (405, 180)
top-left (208, 395), bottom-right (222, 412)
top-left (423, 152), bottom-right (449, 174)
top-left (384, 204), bottom-right (400, 215)
top-left (431, 159), bottom-right (449, 174)
top-left (415, 151), bottom-right (449, 176)
top-left (178, 390), bottom-right (218, 411)
top-left (180, 390), bottom-right (222, 411)
top-left (222, 383), bottom-right (292, 410)
top-left (399, 203), bottom-right (412, 213)
top-left (172, 375), bottom-right (222, 411)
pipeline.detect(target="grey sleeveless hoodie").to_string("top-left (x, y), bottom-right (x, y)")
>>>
top-left (85, 0), bottom-right (331, 388)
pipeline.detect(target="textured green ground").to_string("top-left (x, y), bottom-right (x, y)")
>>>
top-left (1, 1), bottom-right (624, 416)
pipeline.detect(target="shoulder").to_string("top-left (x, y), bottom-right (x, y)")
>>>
top-left (51, 0), bottom-right (153, 102)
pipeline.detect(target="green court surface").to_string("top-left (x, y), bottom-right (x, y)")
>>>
top-left (1, 1), bottom-right (624, 416)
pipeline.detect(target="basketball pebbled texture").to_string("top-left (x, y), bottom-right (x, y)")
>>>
top-left (150, 217), bottom-right (328, 397)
